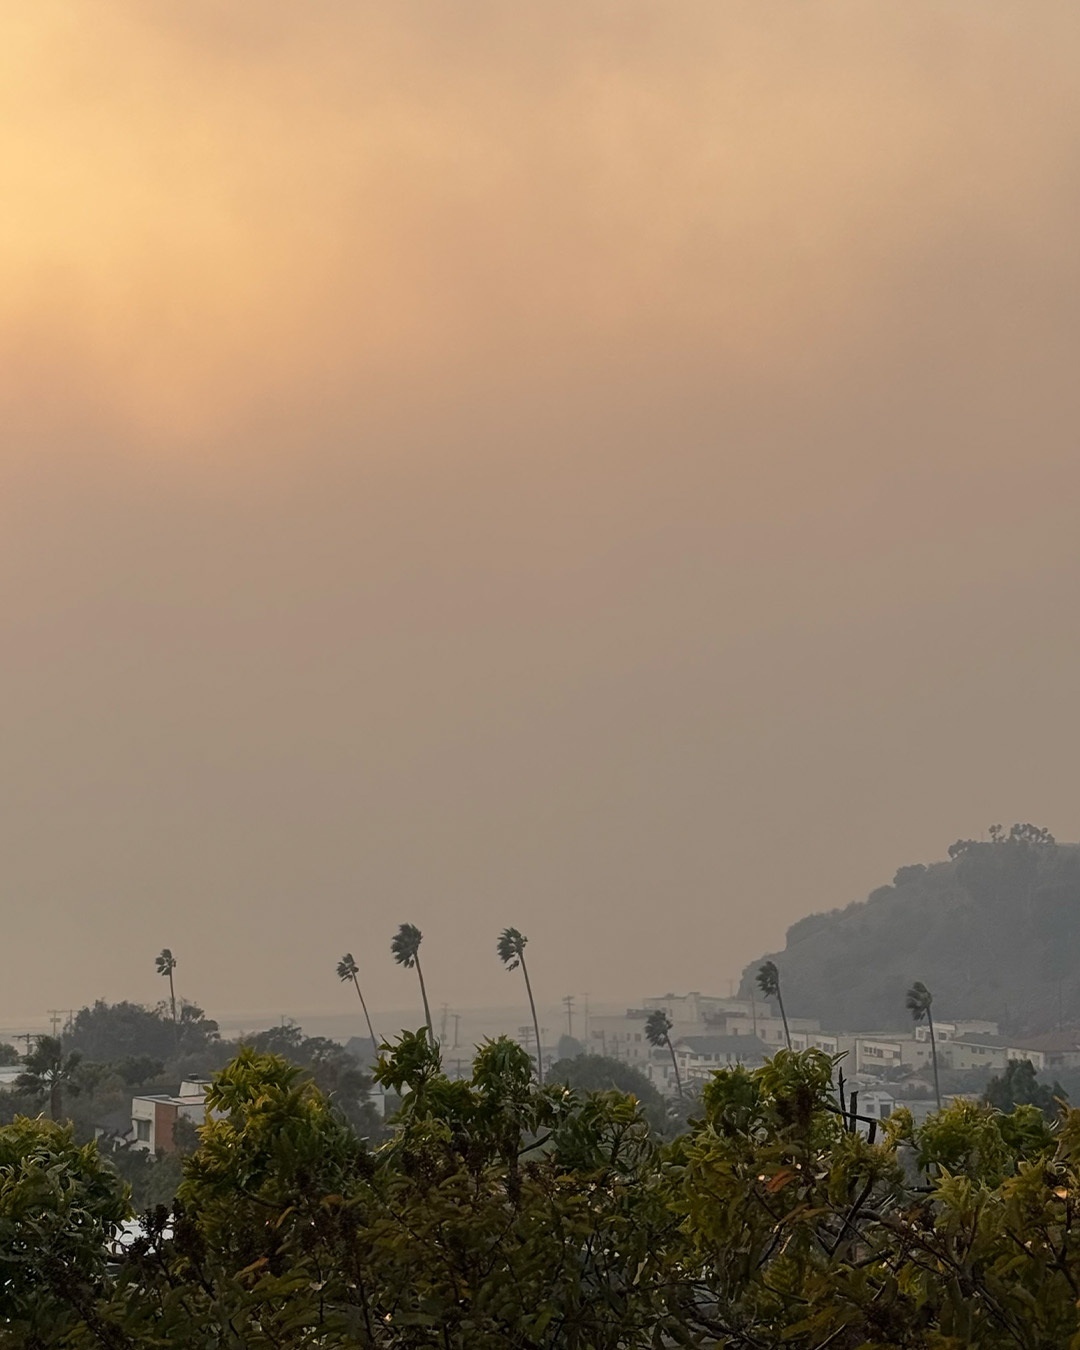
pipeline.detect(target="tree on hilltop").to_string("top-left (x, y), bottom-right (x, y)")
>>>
top-left (155, 948), bottom-right (178, 1025)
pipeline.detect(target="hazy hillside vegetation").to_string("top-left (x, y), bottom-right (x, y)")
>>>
top-left (741, 824), bottom-right (1078, 1034)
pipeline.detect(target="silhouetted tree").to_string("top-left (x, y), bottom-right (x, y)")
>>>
top-left (155, 949), bottom-right (178, 1025)
top-left (497, 927), bottom-right (543, 1084)
top-left (985, 1059), bottom-right (1064, 1120)
top-left (645, 1009), bottom-right (682, 1099)
top-left (906, 980), bottom-right (941, 1110)
top-left (336, 952), bottom-right (379, 1057)
top-left (757, 961), bottom-right (791, 1050)
top-left (392, 923), bottom-right (434, 1045)
top-left (17, 1036), bottom-right (82, 1121)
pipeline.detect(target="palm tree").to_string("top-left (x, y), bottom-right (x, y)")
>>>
top-left (336, 952), bottom-right (379, 1057)
top-left (391, 923), bottom-right (434, 1045)
top-left (497, 928), bottom-right (544, 1084)
top-left (756, 961), bottom-right (791, 1050)
top-left (645, 1009), bottom-right (683, 1099)
top-left (155, 948), bottom-right (178, 1024)
top-left (906, 980), bottom-right (941, 1110)
top-left (17, 1036), bottom-right (82, 1121)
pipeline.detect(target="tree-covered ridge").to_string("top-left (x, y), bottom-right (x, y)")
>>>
top-left (4, 1041), bottom-right (1080, 1347)
top-left (742, 824), bottom-right (1080, 1034)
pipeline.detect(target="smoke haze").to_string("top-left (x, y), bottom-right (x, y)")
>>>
top-left (3, 1), bottom-right (1079, 1023)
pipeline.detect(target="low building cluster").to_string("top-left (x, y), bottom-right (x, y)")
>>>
top-left (584, 991), bottom-right (1080, 1114)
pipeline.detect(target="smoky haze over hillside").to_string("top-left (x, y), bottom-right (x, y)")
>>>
top-left (3, 2), bottom-right (1080, 1023)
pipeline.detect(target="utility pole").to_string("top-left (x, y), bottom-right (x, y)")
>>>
top-left (562, 994), bottom-right (575, 1037)
top-left (451, 1013), bottom-right (461, 1048)
top-left (518, 1025), bottom-right (534, 1052)
top-left (47, 1010), bottom-right (74, 1038)
top-left (440, 1004), bottom-right (449, 1043)
top-left (583, 993), bottom-right (590, 1050)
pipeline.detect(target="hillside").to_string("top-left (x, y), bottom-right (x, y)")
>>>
top-left (739, 825), bottom-right (1080, 1036)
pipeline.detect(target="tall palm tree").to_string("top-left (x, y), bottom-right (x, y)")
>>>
top-left (17, 1036), bottom-right (82, 1121)
top-left (336, 952), bottom-right (379, 1057)
top-left (756, 960), bottom-right (791, 1050)
top-left (645, 1009), bottom-right (683, 1099)
top-left (156, 948), bottom-right (178, 1024)
top-left (907, 980), bottom-right (941, 1110)
top-left (391, 923), bottom-right (434, 1045)
top-left (497, 928), bottom-right (543, 1084)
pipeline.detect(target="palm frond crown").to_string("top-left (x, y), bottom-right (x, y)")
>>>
top-left (391, 923), bottom-right (423, 968)
top-left (497, 927), bottom-right (526, 971)
top-left (337, 953), bottom-right (358, 982)
top-left (645, 1009), bottom-right (672, 1048)
top-left (756, 961), bottom-right (779, 1000)
top-left (155, 948), bottom-right (176, 977)
top-left (906, 981), bottom-right (932, 1022)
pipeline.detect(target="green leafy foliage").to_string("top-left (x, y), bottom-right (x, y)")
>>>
top-left (985, 1057), bottom-right (1066, 1119)
top-left (8, 1046), bottom-right (1080, 1347)
top-left (0, 1116), bottom-right (130, 1346)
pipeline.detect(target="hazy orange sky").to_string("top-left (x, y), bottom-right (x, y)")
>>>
top-left (2, 1), bottom-right (1079, 1028)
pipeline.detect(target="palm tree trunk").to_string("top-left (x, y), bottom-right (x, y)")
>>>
top-left (928, 1010), bottom-right (941, 1110)
top-left (352, 974), bottom-right (379, 1058)
top-left (414, 955), bottom-right (435, 1046)
top-left (776, 988), bottom-right (792, 1050)
top-left (168, 971), bottom-right (177, 1024)
top-left (666, 1036), bottom-right (684, 1099)
top-left (520, 954), bottom-right (543, 1085)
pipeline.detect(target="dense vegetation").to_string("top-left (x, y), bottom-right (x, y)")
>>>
top-left (741, 824), bottom-right (1080, 1034)
top-left (3, 1039), bottom-right (1080, 1347)
top-left (0, 999), bottom-right (382, 1209)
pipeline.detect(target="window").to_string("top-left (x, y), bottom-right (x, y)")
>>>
top-left (135, 1118), bottom-right (151, 1142)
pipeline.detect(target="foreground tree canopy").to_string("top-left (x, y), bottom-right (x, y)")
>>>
top-left (3, 1039), bottom-right (1080, 1348)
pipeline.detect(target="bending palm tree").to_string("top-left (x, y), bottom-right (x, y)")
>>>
top-left (645, 1009), bottom-right (682, 1099)
top-left (497, 927), bottom-right (543, 1084)
top-left (156, 948), bottom-right (178, 1024)
top-left (907, 980), bottom-right (941, 1110)
top-left (17, 1036), bottom-right (82, 1121)
top-left (392, 923), bottom-right (434, 1045)
top-left (756, 961), bottom-right (791, 1050)
top-left (336, 952), bottom-right (379, 1057)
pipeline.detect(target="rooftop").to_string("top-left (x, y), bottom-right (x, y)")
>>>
top-left (675, 1035), bottom-right (771, 1057)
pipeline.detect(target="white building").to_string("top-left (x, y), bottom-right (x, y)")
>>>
top-left (672, 1035), bottom-right (772, 1084)
top-left (586, 1010), bottom-right (657, 1069)
top-left (836, 1035), bottom-right (907, 1076)
top-left (131, 1078), bottom-right (213, 1153)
